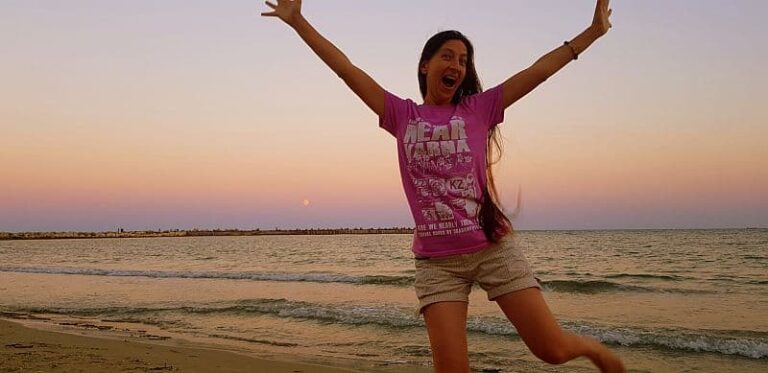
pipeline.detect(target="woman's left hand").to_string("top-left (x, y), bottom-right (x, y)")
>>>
top-left (592, 0), bottom-right (613, 36)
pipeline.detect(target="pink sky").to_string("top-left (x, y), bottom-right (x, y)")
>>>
top-left (1, 1), bottom-right (766, 231)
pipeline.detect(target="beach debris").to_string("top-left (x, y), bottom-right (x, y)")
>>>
top-left (147, 362), bottom-right (174, 371)
top-left (5, 343), bottom-right (34, 348)
top-left (145, 334), bottom-right (171, 341)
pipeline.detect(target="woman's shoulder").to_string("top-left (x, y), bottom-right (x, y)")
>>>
top-left (460, 84), bottom-right (503, 105)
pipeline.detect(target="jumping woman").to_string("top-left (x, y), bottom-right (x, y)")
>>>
top-left (261, 1), bottom-right (625, 372)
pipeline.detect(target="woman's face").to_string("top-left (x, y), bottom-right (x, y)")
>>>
top-left (421, 39), bottom-right (468, 105)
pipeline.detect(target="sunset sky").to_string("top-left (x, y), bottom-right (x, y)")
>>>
top-left (2, 0), bottom-right (766, 231)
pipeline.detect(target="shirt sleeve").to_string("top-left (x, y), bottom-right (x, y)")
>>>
top-left (461, 84), bottom-right (505, 130)
top-left (378, 91), bottom-right (410, 137)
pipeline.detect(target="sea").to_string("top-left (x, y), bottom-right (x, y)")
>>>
top-left (1, 229), bottom-right (766, 372)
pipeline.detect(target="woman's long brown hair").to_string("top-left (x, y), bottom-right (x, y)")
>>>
top-left (480, 126), bottom-right (513, 242)
top-left (418, 30), bottom-right (513, 242)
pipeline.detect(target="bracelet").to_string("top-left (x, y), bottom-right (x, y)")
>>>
top-left (563, 41), bottom-right (578, 60)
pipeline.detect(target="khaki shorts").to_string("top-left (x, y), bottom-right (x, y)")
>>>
top-left (414, 236), bottom-right (540, 312)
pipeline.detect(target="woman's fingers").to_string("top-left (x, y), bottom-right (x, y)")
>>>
top-left (261, 0), bottom-right (302, 24)
top-left (261, 1), bottom-right (277, 17)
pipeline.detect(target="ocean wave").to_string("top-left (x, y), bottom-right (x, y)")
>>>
top-left (541, 280), bottom-right (652, 294)
top-left (0, 265), bottom-right (721, 294)
top-left (539, 279), bottom-right (713, 294)
top-left (566, 324), bottom-right (768, 360)
top-left (5, 300), bottom-right (767, 359)
top-left (0, 265), bottom-right (412, 287)
top-left (604, 273), bottom-right (689, 281)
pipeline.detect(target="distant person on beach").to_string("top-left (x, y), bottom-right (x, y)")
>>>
top-left (261, 1), bottom-right (624, 372)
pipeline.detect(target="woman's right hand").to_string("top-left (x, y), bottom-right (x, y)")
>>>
top-left (261, 0), bottom-right (303, 27)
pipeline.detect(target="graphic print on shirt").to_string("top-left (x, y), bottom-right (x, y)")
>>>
top-left (403, 116), bottom-right (482, 238)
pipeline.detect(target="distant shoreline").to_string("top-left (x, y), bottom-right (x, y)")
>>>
top-left (1, 227), bottom-right (764, 241)
top-left (0, 228), bottom-right (415, 241)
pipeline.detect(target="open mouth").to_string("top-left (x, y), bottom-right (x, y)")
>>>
top-left (441, 75), bottom-right (457, 89)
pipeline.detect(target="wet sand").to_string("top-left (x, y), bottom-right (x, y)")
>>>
top-left (0, 318), bottom-right (427, 372)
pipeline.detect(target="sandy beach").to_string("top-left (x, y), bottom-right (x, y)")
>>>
top-left (0, 317), bottom-right (426, 373)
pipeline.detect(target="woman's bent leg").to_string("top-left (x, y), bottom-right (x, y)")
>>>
top-left (422, 301), bottom-right (470, 373)
top-left (494, 288), bottom-right (625, 373)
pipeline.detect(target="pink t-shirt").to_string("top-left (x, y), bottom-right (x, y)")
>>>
top-left (379, 85), bottom-right (505, 257)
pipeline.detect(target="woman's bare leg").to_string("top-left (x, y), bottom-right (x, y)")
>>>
top-left (495, 288), bottom-right (625, 373)
top-left (422, 301), bottom-right (470, 373)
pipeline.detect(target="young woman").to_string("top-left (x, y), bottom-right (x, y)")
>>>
top-left (262, 1), bottom-right (625, 372)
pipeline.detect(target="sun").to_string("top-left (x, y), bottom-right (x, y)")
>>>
top-left (302, 199), bottom-right (311, 207)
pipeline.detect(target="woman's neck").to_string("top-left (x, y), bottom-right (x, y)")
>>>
top-left (423, 94), bottom-right (453, 107)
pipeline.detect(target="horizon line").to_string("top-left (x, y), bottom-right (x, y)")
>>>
top-left (2, 226), bottom-right (766, 235)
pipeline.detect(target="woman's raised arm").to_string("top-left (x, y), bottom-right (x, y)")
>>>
top-left (262, 0), bottom-right (385, 116)
top-left (500, 0), bottom-right (613, 109)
